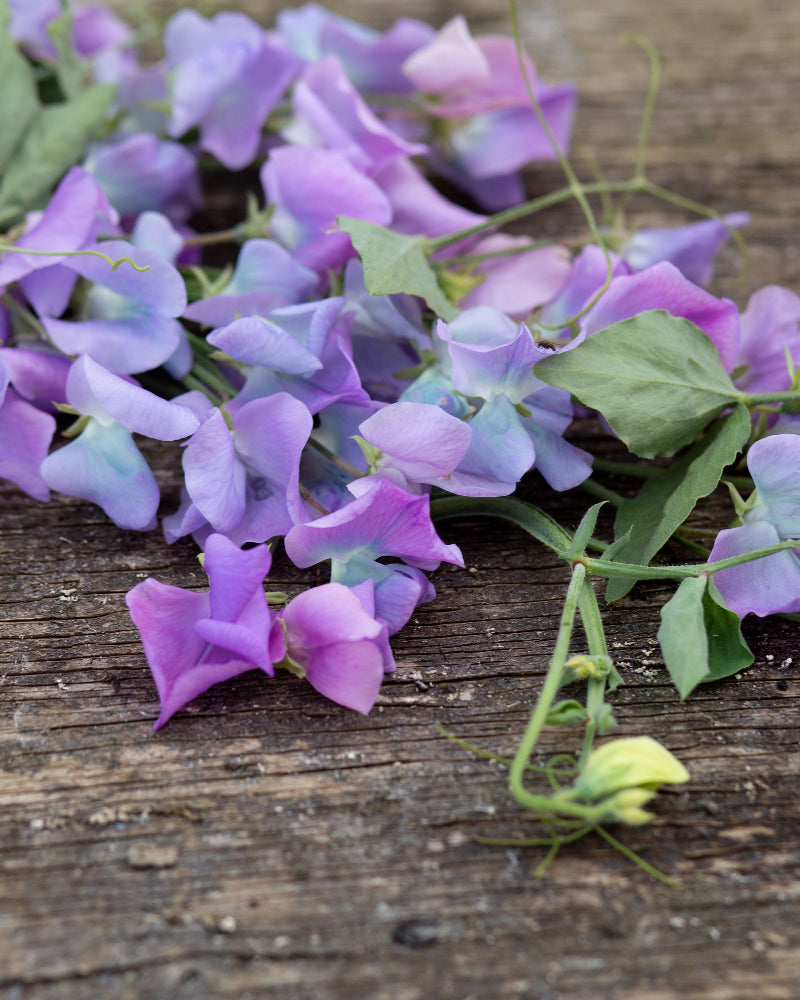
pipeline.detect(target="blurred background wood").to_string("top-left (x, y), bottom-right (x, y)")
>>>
top-left (2, 2), bottom-right (800, 998)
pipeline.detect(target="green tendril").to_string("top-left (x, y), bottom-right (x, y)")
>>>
top-left (0, 244), bottom-right (149, 272)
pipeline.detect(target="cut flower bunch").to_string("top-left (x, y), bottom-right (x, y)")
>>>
top-left (2, 0), bottom-right (799, 866)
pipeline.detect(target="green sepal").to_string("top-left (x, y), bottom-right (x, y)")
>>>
top-left (562, 501), bottom-right (606, 560)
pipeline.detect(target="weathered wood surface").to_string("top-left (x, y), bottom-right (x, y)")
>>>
top-left (2, 2), bottom-right (800, 998)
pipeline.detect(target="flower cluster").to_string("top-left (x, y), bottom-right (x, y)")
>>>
top-left (2, 0), bottom-right (799, 736)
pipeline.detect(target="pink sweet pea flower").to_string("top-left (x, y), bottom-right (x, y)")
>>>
top-left (271, 581), bottom-right (394, 714)
top-left (126, 534), bottom-right (274, 729)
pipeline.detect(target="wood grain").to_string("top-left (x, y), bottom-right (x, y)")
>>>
top-left (2, 2), bottom-right (799, 998)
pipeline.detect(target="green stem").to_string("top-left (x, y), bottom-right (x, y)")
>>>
top-left (745, 389), bottom-right (800, 406)
top-left (622, 32), bottom-right (662, 184)
top-left (509, 562), bottom-right (590, 817)
top-left (183, 225), bottom-right (246, 248)
top-left (576, 578), bottom-right (611, 768)
top-left (426, 180), bottom-right (638, 253)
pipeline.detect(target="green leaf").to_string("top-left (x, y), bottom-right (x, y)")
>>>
top-left (545, 699), bottom-right (589, 726)
top-left (535, 310), bottom-right (744, 458)
top-left (337, 216), bottom-right (459, 320)
top-left (657, 575), bottom-right (710, 699)
top-left (606, 404), bottom-right (752, 601)
top-left (0, 8), bottom-right (40, 178)
top-left (0, 83), bottom-right (115, 228)
top-left (702, 578), bottom-right (754, 683)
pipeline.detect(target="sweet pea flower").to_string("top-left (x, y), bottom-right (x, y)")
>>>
top-left (261, 145), bottom-right (392, 273)
top-left (709, 434), bottom-right (800, 617)
top-left (403, 18), bottom-right (576, 210)
top-left (270, 581), bottom-right (394, 713)
top-left (0, 167), bottom-right (118, 320)
top-left (164, 10), bottom-right (301, 169)
top-left (276, 4), bottom-right (434, 95)
top-left (165, 393), bottom-right (313, 547)
top-left (578, 261), bottom-right (741, 372)
top-left (38, 240), bottom-right (187, 375)
top-left (0, 347), bottom-right (69, 501)
top-left (40, 355), bottom-right (199, 530)
top-left (536, 243), bottom-right (632, 336)
top-left (371, 156), bottom-right (485, 241)
top-left (620, 212), bottom-right (750, 286)
top-left (733, 285), bottom-right (800, 396)
top-left (284, 55), bottom-right (427, 173)
top-left (356, 400), bottom-right (471, 491)
top-left (212, 297), bottom-right (367, 416)
top-left (459, 235), bottom-right (571, 319)
top-left (284, 475), bottom-right (464, 572)
top-left (126, 534), bottom-right (274, 729)
top-left (84, 133), bottom-right (202, 223)
top-left (10, 0), bottom-right (132, 63)
top-left (184, 240), bottom-right (318, 328)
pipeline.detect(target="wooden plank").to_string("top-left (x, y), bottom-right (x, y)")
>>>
top-left (2, 2), bottom-right (800, 998)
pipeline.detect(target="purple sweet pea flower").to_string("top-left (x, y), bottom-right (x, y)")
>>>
top-left (0, 351), bottom-right (57, 501)
top-left (403, 21), bottom-right (576, 210)
top-left (733, 285), bottom-right (800, 396)
top-left (371, 157), bottom-right (484, 241)
top-left (536, 243), bottom-right (632, 335)
top-left (72, 4), bottom-right (133, 60)
top-left (620, 212), bottom-right (750, 286)
top-left (332, 556), bottom-right (436, 636)
top-left (284, 55), bottom-right (427, 173)
top-left (184, 240), bottom-right (318, 328)
top-left (270, 580), bottom-right (394, 714)
top-left (84, 132), bottom-right (202, 223)
top-left (357, 400), bottom-right (471, 491)
top-left (710, 435), bottom-right (800, 617)
top-left (40, 355), bottom-right (199, 530)
top-left (126, 533), bottom-right (274, 729)
top-left (10, 0), bottom-right (132, 63)
top-left (213, 298), bottom-right (367, 416)
top-left (261, 145), bottom-right (392, 273)
top-left (38, 240), bottom-right (187, 375)
top-left (0, 167), bottom-right (118, 297)
top-left (277, 4), bottom-right (434, 95)
top-left (578, 261), bottom-right (741, 372)
top-left (168, 393), bottom-right (313, 546)
top-left (284, 475), bottom-right (464, 572)
top-left (459, 235), bottom-right (571, 319)
top-left (435, 307), bottom-right (542, 405)
top-left (165, 10), bottom-right (301, 169)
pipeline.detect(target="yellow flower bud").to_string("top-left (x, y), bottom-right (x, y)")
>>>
top-left (574, 735), bottom-right (689, 802)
